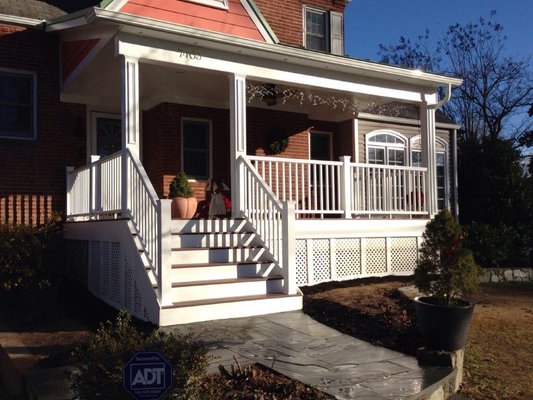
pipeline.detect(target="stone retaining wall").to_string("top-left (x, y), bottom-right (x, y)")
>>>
top-left (479, 268), bottom-right (533, 283)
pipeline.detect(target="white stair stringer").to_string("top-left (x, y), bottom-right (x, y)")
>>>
top-left (157, 218), bottom-right (302, 325)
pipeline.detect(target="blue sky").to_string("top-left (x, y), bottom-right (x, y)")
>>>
top-left (344, 0), bottom-right (533, 64)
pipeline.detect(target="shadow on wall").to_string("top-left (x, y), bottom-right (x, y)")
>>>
top-left (0, 194), bottom-right (54, 225)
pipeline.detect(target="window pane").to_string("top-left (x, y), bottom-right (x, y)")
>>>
top-left (436, 152), bottom-right (446, 209)
top-left (388, 149), bottom-right (405, 165)
top-left (412, 151), bottom-right (422, 167)
top-left (0, 72), bottom-right (34, 138)
top-left (183, 120), bottom-right (210, 180)
top-left (368, 147), bottom-right (385, 164)
top-left (0, 105), bottom-right (32, 138)
top-left (306, 10), bottom-right (327, 51)
top-left (96, 117), bottom-right (122, 157)
top-left (311, 133), bottom-right (331, 160)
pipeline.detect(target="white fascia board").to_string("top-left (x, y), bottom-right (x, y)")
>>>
top-left (91, 8), bottom-right (461, 89)
top-left (295, 219), bottom-right (428, 239)
top-left (0, 13), bottom-right (43, 27)
top-left (358, 112), bottom-right (461, 130)
top-left (117, 35), bottom-right (431, 103)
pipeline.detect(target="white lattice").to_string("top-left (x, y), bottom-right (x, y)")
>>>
top-left (335, 238), bottom-right (361, 278)
top-left (391, 237), bottom-right (418, 273)
top-left (110, 242), bottom-right (121, 304)
top-left (89, 241), bottom-right (101, 294)
top-left (312, 239), bottom-right (331, 283)
top-left (295, 240), bottom-right (308, 285)
top-left (124, 257), bottom-right (133, 311)
top-left (134, 283), bottom-right (143, 316)
top-left (365, 238), bottom-right (387, 274)
top-left (101, 242), bottom-right (110, 297)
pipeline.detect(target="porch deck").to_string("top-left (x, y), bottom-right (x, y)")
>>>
top-left (170, 311), bottom-right (454, 400)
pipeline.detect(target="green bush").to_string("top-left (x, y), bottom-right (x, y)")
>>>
top-left (169, 172), bottom-right (194, 198)
top-left (414, 209), bottom-right (481, 305)
top-left (0, 215), bottom-right (63, 290)
top-left (69, 312), bottom-right (209, 400)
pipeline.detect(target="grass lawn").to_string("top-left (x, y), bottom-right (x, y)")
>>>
top-left (302, 277), bottom-right (533, 400)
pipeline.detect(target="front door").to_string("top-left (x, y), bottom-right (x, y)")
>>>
top-left (92, 113), bottom-right (121, 157)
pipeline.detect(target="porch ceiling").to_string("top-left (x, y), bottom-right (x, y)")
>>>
top-left (61, 40), bottom-right (405, 121)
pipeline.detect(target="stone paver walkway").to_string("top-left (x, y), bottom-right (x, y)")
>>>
top-left (168, 311), bottom-right (452, 400)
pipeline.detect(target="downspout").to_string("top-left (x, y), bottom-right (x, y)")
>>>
top-left (452, 128), bottom-right (459, 222)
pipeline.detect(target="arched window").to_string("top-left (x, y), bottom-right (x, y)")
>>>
top-left (410, 135), bottom-right (449, 210)
top-left (366, 130), bottom-right (407, 166)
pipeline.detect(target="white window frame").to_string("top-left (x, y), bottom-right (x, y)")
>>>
top-left (303, 6), bottom-right (329, 53)
top-left (91, 112), bottom-right (121, 157)
top-left (366, 130), bottom-right (407, 165)
top-left (410, 135), bottom-right (450, 209)
top-left (309, 130), bottom-right (333, 161)
top-left (181, 117), bottom-right (213, 181)
top-left (0, 68), bottom-right (37, 141)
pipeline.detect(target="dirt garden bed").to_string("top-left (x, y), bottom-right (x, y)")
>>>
top-left (302, 277), bottom-right (533, 400)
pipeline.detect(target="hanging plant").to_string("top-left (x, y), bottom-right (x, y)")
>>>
top-left (265, 127), bottom-right (289, 155)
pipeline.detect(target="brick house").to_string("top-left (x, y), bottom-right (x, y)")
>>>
top-left (0, 0), bottom-right (461, 325)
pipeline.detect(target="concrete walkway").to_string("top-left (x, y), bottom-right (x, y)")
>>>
top-left (168, 311), bottom-right (453, 400)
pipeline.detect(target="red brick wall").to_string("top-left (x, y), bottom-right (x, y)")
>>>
top-left (254, 0), bottom-right (346, 47)
top-left (143, 103), bottom-right (231, 202)
top-left (142, 104), bottom-right (342, 204)
top-left (0, 25), bottom-right (86, 226)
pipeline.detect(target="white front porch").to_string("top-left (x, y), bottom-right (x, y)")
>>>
top-left (59, 16), bottom-right (460, 325)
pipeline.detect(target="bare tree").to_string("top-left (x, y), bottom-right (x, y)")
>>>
top-left (378, 12), bottom-right (533, 145)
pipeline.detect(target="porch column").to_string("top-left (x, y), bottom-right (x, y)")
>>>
top-left (229, 74), bottom-right (247, 217)
top-left (121, 56), bottom-right (140, 155)
top-left (420, 101), bottom-right (438, 215)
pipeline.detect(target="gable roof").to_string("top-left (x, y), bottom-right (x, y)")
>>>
top-left (101, 0), bottom-right (275, 42)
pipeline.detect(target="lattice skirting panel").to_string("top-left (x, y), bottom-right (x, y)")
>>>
top-left (295, 236), bottom-right (421, 286)
top-left (88, 240), bottom-right (149, 321)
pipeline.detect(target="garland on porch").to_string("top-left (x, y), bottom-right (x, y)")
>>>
top-left (246, 82), bottom-right (360, 115)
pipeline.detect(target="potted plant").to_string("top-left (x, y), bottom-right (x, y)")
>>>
top-left (169, 172), bottom-right (197, 219)
top-left (414, 208), bottom-right (481, 352)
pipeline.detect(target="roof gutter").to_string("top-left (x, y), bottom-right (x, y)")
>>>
top-left (0, 13), bottom-right (43, 28)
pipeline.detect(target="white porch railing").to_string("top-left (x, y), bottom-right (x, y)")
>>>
top-left (66, 149), bottom-right (172, 305)
top-left (238, 156), bottom-right (297, 295)
top-left (247, 155), bottom-right (428, 218)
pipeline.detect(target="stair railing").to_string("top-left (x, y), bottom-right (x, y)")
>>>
top-left (238, 155), bottom-right (296, 295)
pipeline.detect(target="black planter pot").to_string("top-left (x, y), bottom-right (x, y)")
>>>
top-left (414, 296), bottom-right (474, 352)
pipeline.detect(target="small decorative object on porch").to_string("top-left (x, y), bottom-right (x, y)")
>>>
top-left (265, 127), bottom-right (289, 155)
top-left (169, 172), bottom-right (197, 219)
top-left (414, 208), bottom-right (481, 352)
top-left (207, 177), bottom-right (230, 218)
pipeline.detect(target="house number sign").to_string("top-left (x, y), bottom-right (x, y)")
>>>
top-left (178, 48), bottom-right (201, 60)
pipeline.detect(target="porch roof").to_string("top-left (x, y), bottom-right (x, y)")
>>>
top-left (45, 7), bottom-right (462, 93)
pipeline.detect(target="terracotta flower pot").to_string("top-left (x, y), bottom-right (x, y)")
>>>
top-left (171, 197), bottom-right (189, 219)
top-left (186, 197), bottom-right (198, 219)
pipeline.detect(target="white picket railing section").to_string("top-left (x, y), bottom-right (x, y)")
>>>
top-left (238, 156), bottom-right (297, 295)
top-left (66, 149), bottom-right (172, 305)
top-left (351, 163), bottom-right (427, 215)
top-left (247, 155), bottom-right (428, 217)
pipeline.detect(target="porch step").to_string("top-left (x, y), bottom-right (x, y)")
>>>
top-left (171, 261), bottom-right (275, 282)
top-left (168, 276), bottom-right (283, 303)
top-left (171, 246), bottom-right (270, 264)
top-left (171, 218), bottom-right (248, 234)
top-left (159, 293), bottom-right (303, 326)
top-left (172, 231), bottom-right (259, 248)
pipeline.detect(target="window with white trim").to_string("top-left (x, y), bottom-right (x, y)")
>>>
top-left (303, 6), bottom-right (344, 55)
top-left (411, 136), bottom-right (449, 210)
top-left (0, 70), bottom-right (36, 140)
top-left (182, 118), bottom-right (212, 180)
top-left (366, 131), bottom-right (406, 166)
